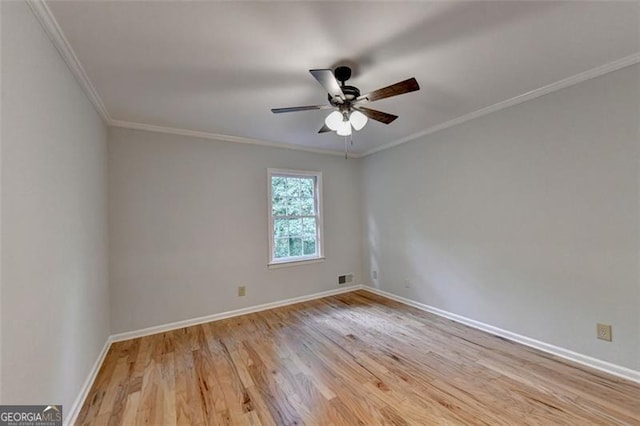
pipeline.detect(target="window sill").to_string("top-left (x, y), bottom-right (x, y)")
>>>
top-left (268, 257), bottom-right (325, 269)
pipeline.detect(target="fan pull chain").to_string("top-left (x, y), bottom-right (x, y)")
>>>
top-left (344, 135), bottom-right (348, 159)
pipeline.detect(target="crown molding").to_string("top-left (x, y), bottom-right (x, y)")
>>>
top-left (27, 0), bottom-right (111, 122)
top-left (106, 51), bottom-right (640, 159)
top-left (28, 0), bottom-right (638, 159)
top-left (25, 1), bottom-right (356, 158)
top-left (361, 52), bottom-right (640, 157)
top-left (109, 120), bottom-right (353, 157)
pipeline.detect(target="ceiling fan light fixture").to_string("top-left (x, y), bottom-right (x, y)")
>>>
top-left (272, 67), bottom-right (419, 144)
top-left (350, 110), bottom-right (368, 131)
top-left (336, 120), bottom-right (352, 136)
top-left (324, 111), bottom-right (343, 131)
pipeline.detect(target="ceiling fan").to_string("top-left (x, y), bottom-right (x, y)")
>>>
top-left (271, 66), bottom-right (420, 136)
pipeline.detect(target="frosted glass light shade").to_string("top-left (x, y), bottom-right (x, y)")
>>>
top-left (337, 120), bottom-right (352, 136)
top-left (325, 111), bottom-right (343, 131)
top-left (350, 110), bottom-right (368, 131)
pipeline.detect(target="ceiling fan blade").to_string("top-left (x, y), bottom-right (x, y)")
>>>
top-left (309, 69), bottom-right (345, 103)
top-left (318, 124), bottom-right (332, 133)
top-left (354, 106), bottom-right (398, 124)
top-left (356, 78), bottom-right (420, 103)
top-left (271, 105), bottom-right (332, 113)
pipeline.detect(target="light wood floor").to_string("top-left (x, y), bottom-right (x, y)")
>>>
top-left (77, 290), bottom-right (640, 425)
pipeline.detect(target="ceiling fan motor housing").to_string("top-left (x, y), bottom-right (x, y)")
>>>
top-left (328, 66), bottom-right (360, 105)
top-left (328, 85), bottom-right (361, 105)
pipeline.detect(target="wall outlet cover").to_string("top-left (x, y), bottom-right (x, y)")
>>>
top-left (597, 323), bottom-right (612, 341)
top-left (238, 286), bottom-right (246, 297)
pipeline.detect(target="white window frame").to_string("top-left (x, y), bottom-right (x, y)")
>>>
top-left (267, 168), bottom-right (324, 268)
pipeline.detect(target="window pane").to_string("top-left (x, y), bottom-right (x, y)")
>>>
top-left (288, 218), bottom-right (302, 237)
top-left (300, 197), bottom-right (314, 215)
top-left (272, 177), bottom-right (287, 198)
top-left (272, 200), bottom-right (286, 216)
top-left (271, 177), bottom-right (287, 214)
top-left (303, 238), bottom-right (316, 256)
top-left (272, 190), bottom-right (285, 204)
top-left (286, 197), bottom-right (301, 216)
top-left (274, 238), bottom-right (289, 258)
top-left (286, 178), bottom-right (301, 197)
top-left (289, 238), bottom-right (302, 257)
top-left (274, 219), bottom-right (288, 238)
top-left (300, 178), bottom-right (314, 197)
top-left (302, 217), bottom-right (316, 235)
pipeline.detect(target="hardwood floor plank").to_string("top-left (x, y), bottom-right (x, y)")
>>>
top-left (174, 342), bottom-right (206, 426)
top-left (119, 390), bottom-right (141, 426)
top-left (77, 290), bottom-right (640, 425)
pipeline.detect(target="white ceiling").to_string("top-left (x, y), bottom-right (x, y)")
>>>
top-left (46, 1), bottom-right (639, 155)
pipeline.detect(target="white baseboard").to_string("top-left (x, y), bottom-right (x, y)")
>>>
top-left (111, 285), bottom-right (364, 342)
top-left (68, 283), bottom-right (639, 424)
top-left (362, 286), bottom-right (640, 384)
top-left (68, 285), bottom-right (364, 424)
top-left (65, 337), bottom-right (113, 426)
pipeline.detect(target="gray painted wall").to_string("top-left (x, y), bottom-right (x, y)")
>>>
top-left (362, 64), bottom-right (640, 370)
top-left (1, 1), bottom-right (110, 410)
top-left (1, 0), bottom-right (638, 413)
top-left (108, 127), bottom-right (363, 333)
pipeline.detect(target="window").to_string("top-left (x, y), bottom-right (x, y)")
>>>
top-left (268, 169), bottom-right (324, 267)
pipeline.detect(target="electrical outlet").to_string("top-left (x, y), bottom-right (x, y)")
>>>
top-left (238, 286), bottom-right (246, 297)
top-left (597, 323), bottom-right (612, 341)
top-left (404, 279), bottom-right (411, 288)
top-left (372, 270), bottom-right (377, 280)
